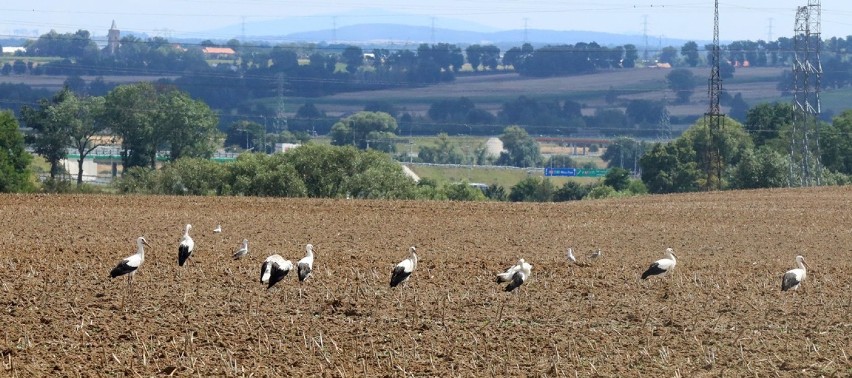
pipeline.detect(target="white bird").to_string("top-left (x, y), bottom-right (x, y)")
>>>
top-left (589, 248), bottom-right (602, 260)
top-left (232, 239), bottom-right (249, 260)
top-left (260, 254), bottom-right (293, 289)
top-left (297, 244), bottom-right (314, 282)
top-left (496, 258), bottom-right (525, 283)
top-left (390, 246), bottom-right (417, 288)
top-left (781, 255), bottom-right (810, 291)
top-left (213, 224), bottom-right (222, 233)
top-left (110, 236), bottom-right (150, 285)
top-left (566, 248), bottom-right (577, 263)
top-left (496, 258), bottom-right (532, 292)
top-left (178, 224), bottom-right (194, 266)
top-left (641, 247), bottom-right (677, 279)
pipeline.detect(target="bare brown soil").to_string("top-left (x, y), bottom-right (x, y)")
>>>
top-left (0, 188), bottom-right (850, 376)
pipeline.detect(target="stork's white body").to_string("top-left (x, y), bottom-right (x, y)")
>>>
top-left (390, 246), bottom-right (417, 287)
top-left (497, 258), bottom-right (532, 292)
top-left (297, 244), bottom-right (314, 282)
top-left (178, 224), bottom-right (194, 266)
top-left (260, 254), bottom-right (293, 289)
top-left (110, 237), bottom-right (150, 283)
top-left (642, 247), bottom-right (677, 279)
top-left (566, 248), bottom-right (577, 263)
top-left (781, 255), bottom-right (809, 291)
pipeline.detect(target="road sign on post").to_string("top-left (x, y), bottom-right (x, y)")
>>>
top-left (544, 168), bottom-right (608, 177)
top-left (544, 168), bottom-right (576, 177)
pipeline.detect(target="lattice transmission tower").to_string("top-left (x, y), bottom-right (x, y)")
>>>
top-left (790, 0), bottom-right (823, 186)
top-left (703, 0), bottom-right (724, 190)
top-left (658, 98), bottom-right (672, 141)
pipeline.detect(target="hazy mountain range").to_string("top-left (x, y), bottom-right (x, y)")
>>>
top-left (200, 8), bottom-right (708, 48)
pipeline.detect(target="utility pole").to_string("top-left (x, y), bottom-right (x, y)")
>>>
top-left (642, 15), bottom-right (649, 63)
top-left (790, 0), bottom-right (823, 186)
top-left (703, 0), bottom-right (724, 190)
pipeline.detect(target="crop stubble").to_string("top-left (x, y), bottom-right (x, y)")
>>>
top-left (0, 188), bottom-right (850, 376)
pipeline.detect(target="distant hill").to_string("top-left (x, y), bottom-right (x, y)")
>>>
top-left (274, 24), bottom-right (702, 48)
top-left (201, 8), bottom-right (709, 47)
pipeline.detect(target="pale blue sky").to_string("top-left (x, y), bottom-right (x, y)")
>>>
top-left (2, 1), bottom-right (850, 41)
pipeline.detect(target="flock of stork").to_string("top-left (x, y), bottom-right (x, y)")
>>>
top-left (108, 223), bottom-right (812, 293)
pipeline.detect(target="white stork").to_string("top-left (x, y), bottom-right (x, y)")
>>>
top-left (260, 254), bottom-right (293, 289)
top-left (566, 248), bottom-right (577, 264)
top-left (781, 255), bottom-right (810, 291)
top-left (641, 247), bottom-right (677, 279)
top-left (496, 258), bottom-right (532, 292)
top-left (110, 236), bottom-right (151, 285)
top-left (297, 244), bottom-right (314, 282)
top-left (232, 239), bottom-right (249, 260)
top-left (177, 224), bottom-right (194, 266)
top-left (390, 246), bottom-right (417, 288)
top-left (213, 224), bottom-right (222, 233)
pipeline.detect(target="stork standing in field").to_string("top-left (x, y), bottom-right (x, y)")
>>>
top-left (641, 247), bottom-right (677, 280)
top-left (110, 236), bottom-right (151, 286)
top-left (177, 224), bottom-right (194, 266)
top-left (296, 244), bottom-right (315, 298)
top-left (232, 239), bottom-right (249, 260)
top-left (566, 248), bottom-right (577, 264)
top-left (496, 258), bottom-right (532, 292)
top-left (390, 246), bottom-right (417, 288)
top-left (260, 254), bottom-right (293, 289)
top-left (213, 224), bottom-right (222, 234)
top-left (297, 244), bottom-right (314, 282)
top-left (781, 255), bottom-right (810, 291)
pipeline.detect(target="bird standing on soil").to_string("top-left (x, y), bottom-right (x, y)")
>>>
top-left (260, 254), bottom-right (293, 289)
top-left (641, 247), bottom-right (677, 279)
top-left (297, 244), bottom-right (315, 283)
top-left (566, 248), bottom-right (577, 264)
top-left (110, 236), bottom-right (151, 285)
top-left (232, 239), bottom-right (249, 260)
top-left (390, 246), bottom-right (418, 288)
top-left (781, 255), bottom-right (810, 291)
top-left (177, 224), bottom-right (194, 266)
top-left (213, 224), bottom-right (222, 233)
top-left (496, 258), bottom-right (533, 292)
top-left (589, 249), bottom-right (602, 260)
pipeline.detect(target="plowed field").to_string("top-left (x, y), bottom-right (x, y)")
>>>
top-left (1, 188), bottom-right (850, 376)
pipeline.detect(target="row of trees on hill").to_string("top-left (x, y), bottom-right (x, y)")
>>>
top-left (20, 83), bottom-right (221, 186)
top-left (635, 105), bottom-right (852, 193)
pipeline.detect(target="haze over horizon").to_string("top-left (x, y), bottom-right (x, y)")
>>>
top-left (2, 1), bottom-right (851, 43)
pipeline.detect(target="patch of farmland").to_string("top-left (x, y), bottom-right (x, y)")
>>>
top-left (0, 188), bottom-right (850, 375)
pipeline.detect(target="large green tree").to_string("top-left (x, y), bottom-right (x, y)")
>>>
top-left (602, 137), bottom-right (646, 169)
top-left (496, 125), bottom-right (542, 167)
top-left (639, 139), bottom-right (700, 194)
top-left (330, 111), bottom-right (398, 152)
top-left (104, 83), bottom-right (220, 170)
top-left (418, 133), bottom-right (464, 164)
top-left (680, 41), bottom-right (700, 67)
top-left (640, 116), bottom-right (752, 192)
top-left (48, 92), bottom-right (108, 186)
top-left (728, 146), bottom-right (789, 189)
top-left (821, 110), bottom-right (852, 175)
top-left (744, 102), bottom-right (793, 149)
top-left (103, 83), bottom-right (162, 169)
top-left (0, 111), bottom-right (33, 192)
top-left (158, 90), bottom-right (221, 161)
top-left (666, 68), bottom-right (697, 104)
top-left (21, 89), bottom-right (74, 179)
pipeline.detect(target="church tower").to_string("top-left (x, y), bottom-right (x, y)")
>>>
top-left (107, 20), bottom-right (120, 55)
